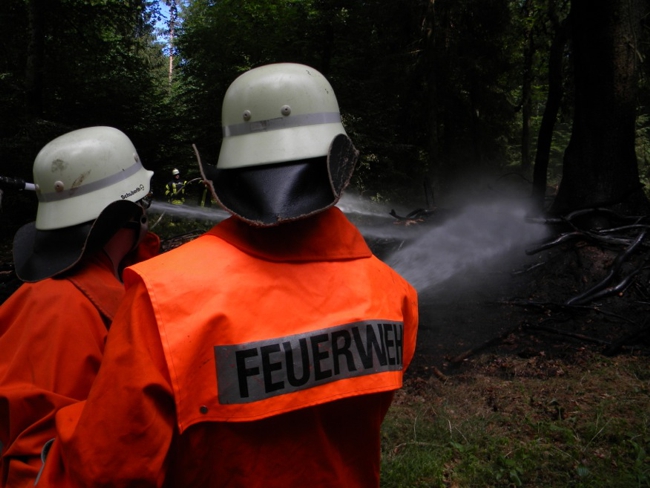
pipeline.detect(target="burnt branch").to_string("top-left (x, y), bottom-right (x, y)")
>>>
top-left (526, 231), bottom-right (584, 254)
top-left (525, 324), bottom-right (611, 345)
top-left (565, 231), bottom-right (647, 306)
top-left (448, 324), bottom-right (522, 364)
top-left (528, 207), bottom-right (644, 225)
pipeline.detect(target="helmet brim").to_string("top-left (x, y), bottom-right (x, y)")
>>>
top-left (13, 199), bottom-right (144, 282)
top-left (201, 134), bottom-right (359, 227)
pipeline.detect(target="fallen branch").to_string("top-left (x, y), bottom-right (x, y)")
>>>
top-left (595, 223), bottom-right (650, 235)
top-left (148, 211), bottom-right (165, 230)
top-left (526, 231), bottom-right (583, 255)
top-left (546, 207), bottom-right (643, 224)
top-left (525, 324), bottom-right (611, 346)
top-left (565, 231), bottom-right (647, 306)
top-left (448, 324), bottom-right (521, 364)
top-left (511, 261), bottom-right (547, 275)
top-left (505, 300), bottom-right (638, 324)
top-left (430, 365), bottom-right (448, 383)
top-left (572, 271), bottom-right (638, 304)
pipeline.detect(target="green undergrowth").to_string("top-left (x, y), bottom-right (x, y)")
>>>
top-left (380, 351), bottom-right (650, 487)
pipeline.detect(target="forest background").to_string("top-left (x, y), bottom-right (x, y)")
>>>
top-left (1, 1), bottom-right (650, 486)
top-left (2, 0), bottom-right (650, 225)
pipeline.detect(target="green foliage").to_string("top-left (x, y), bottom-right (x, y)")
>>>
top-left (0, 0), bottom-right (172, 182)
top-left (381, 354), bottom-right (650, 487)
top-left (2, 0), bottom-right (650, 225)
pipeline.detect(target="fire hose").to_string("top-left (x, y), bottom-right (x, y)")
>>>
top-left (0, 176), bottom-right (38, 210)
top-left (0, 176), bottom-right (38, 192)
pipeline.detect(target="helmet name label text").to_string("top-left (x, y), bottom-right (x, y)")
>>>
top-left (214, 320), bottom-right (403, 404)
top-left (121, 184), bottom-right (145, 200)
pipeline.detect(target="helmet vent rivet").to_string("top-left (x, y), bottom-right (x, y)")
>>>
top-left (242, 110), bottom-right (252, 121)
top-left (281, 105), bottom-right (291, 116)
top-left (54, 181), bottom-right (65, 192)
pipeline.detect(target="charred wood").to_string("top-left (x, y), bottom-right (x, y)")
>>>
top-left (526, 231), bottom-right (584, 254)
top-left (528, 207), bottom-right (644, 225)
top-left (565, 231), bottom-right (647, 306)
top-left (511, 261), bottom-right (547, 275)
top-left (526, 229), bottom-right (639, 255)
top-left (448, 324), bottom-right (522, 364)
top-left (595, 223), bottom-right (650, 234)
top-left (388, 208), bottom-right (435, 225)
top-left (525, 324), bottom-right (611, 346)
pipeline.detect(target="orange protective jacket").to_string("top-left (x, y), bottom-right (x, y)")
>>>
top-left (39, 208), bottom-right (418, 488)
top-left (0, 232), bottom-right (159, 488)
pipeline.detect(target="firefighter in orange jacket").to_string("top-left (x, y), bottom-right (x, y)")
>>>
top-left (0, 126), bottom-right (159, 488)
top-left (37, 64), bottom-right (418, 487)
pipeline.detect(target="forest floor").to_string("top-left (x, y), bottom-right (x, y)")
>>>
top-left (1, 201), bottom-right (649, 486)
top-left (383, 206), bottom-right (650, 486)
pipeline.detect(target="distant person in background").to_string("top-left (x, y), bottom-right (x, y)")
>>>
top-left (165, 168), bottom-right (186, 204)
top-left (0, 126), bottom-right (159, 488)
top-left (36, 63), bottom-right (418, 488)
top-left (198, 179), bottom-right (213, 207)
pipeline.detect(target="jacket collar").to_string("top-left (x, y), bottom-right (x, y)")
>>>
top-left (63, 252), bottom-right (124, 324)
top-left (208, 207), bottom-right (372, 262)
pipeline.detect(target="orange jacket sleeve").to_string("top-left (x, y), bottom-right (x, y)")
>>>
top-left (0, 279), bottom-right (107, 488)
top-left (38, 277), bottom-right (176, 488)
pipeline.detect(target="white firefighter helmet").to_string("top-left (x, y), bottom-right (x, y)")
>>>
top-left (33, 126), bottom-right (152, 230)
top-left (172, 168), bottom-right (180, 176)
top-left (201, 62), bottom-right (359, 226)
top-left (13, 126), bottom-right (153, 282)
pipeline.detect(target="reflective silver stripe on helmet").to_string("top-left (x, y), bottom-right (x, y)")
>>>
top-left (37, 161), bottom-right (144, 202)
top-left (223, 112), bottom-right (341, 138)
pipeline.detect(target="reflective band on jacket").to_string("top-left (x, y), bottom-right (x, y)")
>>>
top-left (223, 112), bottom-right (341, 138)
top-left (38, 161), bottom-right (145, 202)
top-left (215, 320), bottom-right (404, 404)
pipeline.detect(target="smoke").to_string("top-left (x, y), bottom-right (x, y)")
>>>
top-left (384, 199), bottom-right (549, 293)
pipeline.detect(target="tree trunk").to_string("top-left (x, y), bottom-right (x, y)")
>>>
top-left (25, 0), bottom-right (45, 119)
top-left (521, 0), bottom-right (534, 171)
top-left (421, 0), bottom-right (440, 204)
top-left (531, 2), bottom-right (569, 211)
top-left (167, 0), bottom-right (178, 87)
top-left (551, 0), bottom-right (649, 215)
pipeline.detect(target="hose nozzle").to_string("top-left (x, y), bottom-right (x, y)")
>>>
top-left (0, 176), bottom-right (37, 191)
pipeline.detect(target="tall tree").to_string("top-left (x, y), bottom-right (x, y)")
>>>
top-left (164, 0), bottom-right (180, 86)
top-left (531, 0), bottom-right (569, 210)
top-left (520, 0), bottom-right (535, 171)
top-left (25, 0), bottom-right (45, 120)
top-left (0, 0), bottom-right (169, 183)
top-left (551, 0), bottom-right (650, 214)
top-left (416, 0), bottom-right (520, 203)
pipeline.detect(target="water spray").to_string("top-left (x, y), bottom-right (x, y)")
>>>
top-left (384, 199), bottom-right (549, 293)
top-left (148, 184), bottom-right (548, 295)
